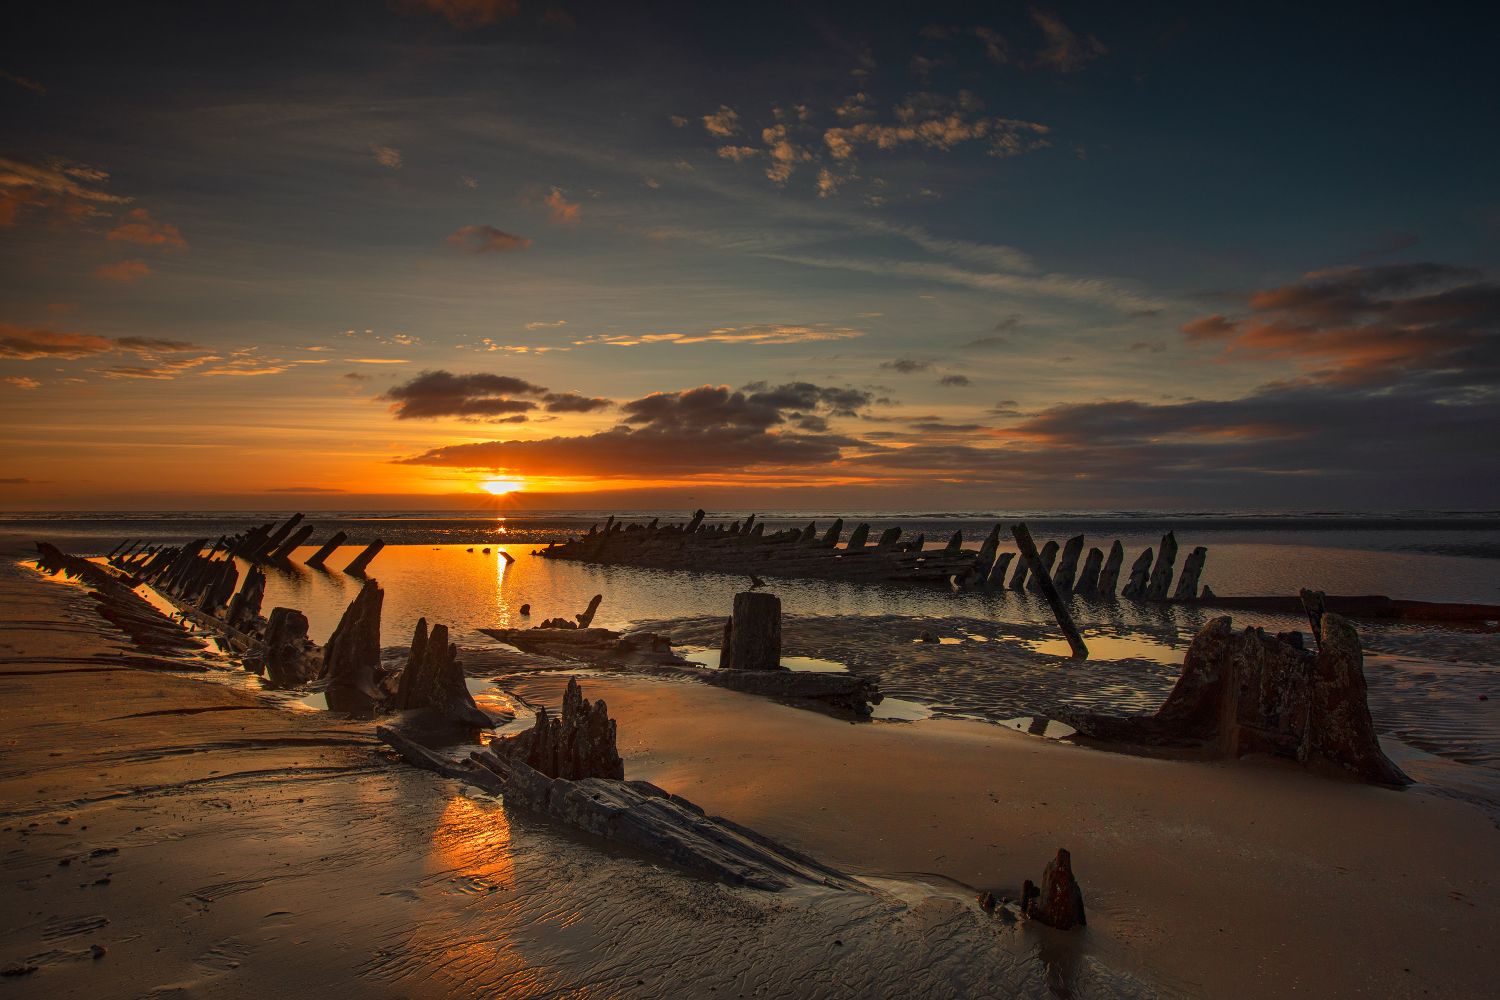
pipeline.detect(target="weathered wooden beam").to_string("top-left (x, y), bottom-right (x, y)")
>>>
top-left (269, 523), bottom-right (315, 562)
top-left (1025, 540), bottom-right (1059, 593)
top-left (304, 530), bottom-right (347, 569)
top-left (1121, 548), bottom-right (1154, 600)
top-left (344, 539), bottom-right (385, 576)
top-left (986, 551), bottom-right (1015, 588)
top-left (1052, 534), bottom-right (1086, 592)
top-left (943, 530), bottom-right (963, 554)
top-left (1174, 546), bottom-right (1208, 600)
top-left (1144, 531), bottom-right (1179, 601)
top-left (1074, 547), bottom-right (1104, 596)
top-left (845, 523), bottom-right (870, 550)
top-left (1012, 524), bottom-right (1087, 660)
top-left (1097, 541), bottom-right (1125, 596)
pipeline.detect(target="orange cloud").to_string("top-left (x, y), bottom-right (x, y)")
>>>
top-left (106, 208), bottom-right (187, 250)
top-left (543, 187), bottom-right (580, 225)
top-left (0, 155), bottom-right (128, 227)
top-left (0, 324), bottom-right (114, 359)
top-left (445, 224), bottom-right (531, 253)
top-left (94, 259), bottom-right (152, 283)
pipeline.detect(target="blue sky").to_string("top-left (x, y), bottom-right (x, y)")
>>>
top-left (2, 1), bottom-right (1497, 509)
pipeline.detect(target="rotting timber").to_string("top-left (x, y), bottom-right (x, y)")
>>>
top-left (542, 510), bottom-right (1211, 603)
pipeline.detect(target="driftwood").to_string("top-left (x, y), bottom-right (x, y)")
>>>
top-left (344, 539), bottom-right (385, 576)
top-left (1144, 531), bottom-right (1179, 601)
top-left (1075, 605), bottom-right (1409, 785)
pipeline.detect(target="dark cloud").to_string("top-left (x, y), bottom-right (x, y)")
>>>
top-left (938, 373), bottom-right (972, 386)
top-left (445, 224), bottom-right (532, 254)
top-left (543, 391), bottom-right (612, 413)
top-left (343, 371), bottom-right (371, 382)
top-left (0, 324), bottom-right (204, 361)
top-left (881, 357), bottom-right (931, 374)
top-left (398, 380), bottom-right (873, 477)
top-left (383, 370), bottom-right (546, 420)
top-left (1181, 262), bottom-right (1498, 385)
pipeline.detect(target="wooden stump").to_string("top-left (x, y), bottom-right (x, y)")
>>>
top-left (1120, 548), bottom-right (1154, 599)
top-left (304, 530), bottom-right (347, 569)
top-left (264, 607), bottom-right (313, 688)
top-left (1097, 540), bottom-right (1125, 596)
top-left (728, 591), bottom-right (781, 671)
top-left (1144, 531), bottom-right (1179, 601)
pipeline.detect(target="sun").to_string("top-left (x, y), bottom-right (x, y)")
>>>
top-left (479, 478), bottom-right (523, 496)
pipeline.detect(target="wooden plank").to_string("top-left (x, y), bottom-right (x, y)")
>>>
top-left (1012, 523), bottom-right (1088, 660)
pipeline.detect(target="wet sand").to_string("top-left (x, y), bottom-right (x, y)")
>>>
top-left (4, 544), bottom-right (1499, 998)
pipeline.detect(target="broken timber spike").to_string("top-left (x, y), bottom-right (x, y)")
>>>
top-left (1052, 534), bottom-right (1086, 592)
top-left (1144, 531), bottom-right (1179, 601)
top-left (820, 518), bottom-right (844, 548)
top-left (1007, 548), bottom-right (1030, 590)
top-left (1097, 541), bottom-right (1125, 596)
top-left (846, 523), bottom-right (870, 550)
top-left (1075, 547), bottom-right (1104, 596)
top-left (986, 551), bottom-right (1015, 588)
top-left (1012, 523), bottom-right (1088, 660)
top-left (944, 530), bottom-right (963, 554)
top-left (876, 526), bottom-right (902, 550)
top-left (344, 539), bottom-right (385, 576)
top-left (304, 530), bottom-right (348, 569)
top-left (1174, 546), bottom-right (1208, 600)
top-left (1025, 540), bottom-right (1059, 593)
top-left (1121, 548), bottom-right (1154, 600)
top-left (269, 523), bottom-right (315, 563)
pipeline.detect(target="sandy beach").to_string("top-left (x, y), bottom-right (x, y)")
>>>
top-left (3, 537), bottom-right (1498, 999)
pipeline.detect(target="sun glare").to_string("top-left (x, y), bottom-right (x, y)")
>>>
top-left (480, 478), bottom-right (523, 496)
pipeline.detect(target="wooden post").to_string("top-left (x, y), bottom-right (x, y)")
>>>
top-left (1074, 547), bottom-right (1104, 596)
top-left (1097, 541), bottom-right (1125, 596)
top-left (344, 539), bottom-right (385, 576)
top-left (1144, 531), bottom-right (1179, 601)
top-left (986, 551), bottom-right (1015, 588)
top-left (846, 523), bottom-right (870, 550)
top-left (1052, 534), bottom-right (1086, 592)
top-left (1024, 539), bottom-right (1059, 593)
top-left (943, 530), bottom-right (963, 554)
top-left (269, 523), bottom-right (315, 562)
top-left (729, 591), bottom-right (781, 670)
top-left (1012, 524), bottom-right (1088, 660)
top-left (1173, 546), bottom-right (1208, 600)
top-left (304, 530), bottom-right (347, 569)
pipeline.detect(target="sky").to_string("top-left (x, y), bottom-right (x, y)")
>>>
top-left (2, 0), bottom-right (1498, 511)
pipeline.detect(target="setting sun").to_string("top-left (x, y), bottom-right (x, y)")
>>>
top-left (480, 478), bottom-right (523, 496)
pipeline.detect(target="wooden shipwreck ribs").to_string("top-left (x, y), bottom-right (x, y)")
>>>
top-left (541, 510), bottom-right (1211, 604)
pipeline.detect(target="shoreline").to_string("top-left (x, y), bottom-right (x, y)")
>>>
top-left (4, 539), bottom-right (1500, 996)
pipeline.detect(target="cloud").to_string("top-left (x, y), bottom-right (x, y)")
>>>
top-left (395, 0), bottom-right (520, 30)
top-left (0, 155), bottom-right (129, 227)
top-left (445, 224), bottom-right (532, 253)
top-left (702, 105), bottom-right (741, 137)
top-left (1181, 262), bottom-right (1499, 385)
top-left (106, 208), bottom-right (186, 249)
top-left (266, 487), bottom-right (347, 493)
top-left (1029, 8), bottom-right (1107, 73)
top-left (1, 70), bottom-right (45, 94)
top-left (4, 375), bottom-right (41, 389)
top-left (822, 92), bottom-right (1051, 166)
top-left (524, 319), bottom-right (567, 330)
top-left (761, 124), bottom-right (812, 184)
top-left (383, 369), bottom-right (547, 420)
top-left (0, 478), bottom-right (34, 484)
top-left (542, 391), bottom-right (612, 413)
top-left (543, 186), bottom-right (580, 224)
top-left (1353, 230), bottom-right (1420, 263)
top-left (0, 325), bottom-right (203, 361)
top-left (938, 373), bottom-right (972, 386)
top-left (344, 357), bottom-right (411, 364)
top-left (371, 144), bottom-right (403, 169)
top-left (576, 323), bottom-right (863, 347)
top-left (881, 357), bottom-right (931, 373)
top-left (397, 381), bottom-right (873, 477)
top-left (94, 259), bottom-right (151, 283)
top-left (716, 145), bottom-right (760, 162)
top-left (343, 371), bottom-right (371, 382)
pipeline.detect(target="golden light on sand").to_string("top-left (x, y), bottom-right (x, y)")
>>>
top-left (480, 478), bottom-right (523, 495)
